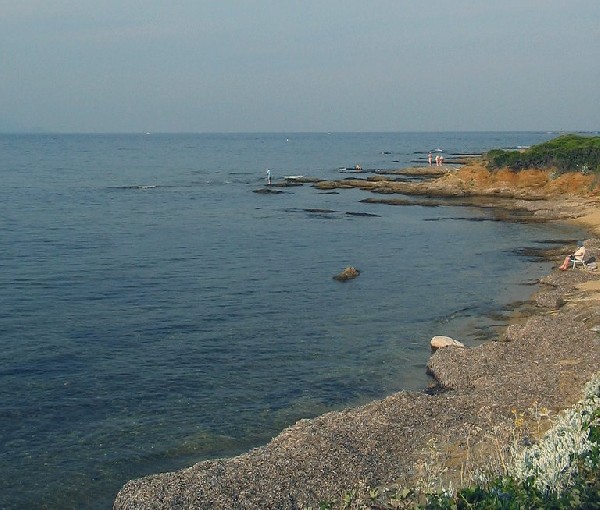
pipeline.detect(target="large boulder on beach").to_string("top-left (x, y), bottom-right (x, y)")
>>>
top-left (430, 335), bottom-right (464, 351)
top-left (333, 266), bottom-right (360, 281)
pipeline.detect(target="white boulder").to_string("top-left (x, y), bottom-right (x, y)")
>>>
top-left (430, 335), bottom-right (465, 351)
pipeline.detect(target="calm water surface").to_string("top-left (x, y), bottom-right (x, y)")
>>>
top-left (0, 132), bottom-right (586, 509)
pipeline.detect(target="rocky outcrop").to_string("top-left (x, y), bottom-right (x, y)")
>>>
top-left (333, 266), bottom-right (360, 281)
top-left (313, 164), bottom-right (600, 222)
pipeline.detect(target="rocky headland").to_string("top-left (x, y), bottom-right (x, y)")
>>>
top-left (115, 160), bottom-right (600, 509)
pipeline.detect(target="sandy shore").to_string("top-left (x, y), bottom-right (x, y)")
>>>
top-left (114, 164), bottom-right (600, 510)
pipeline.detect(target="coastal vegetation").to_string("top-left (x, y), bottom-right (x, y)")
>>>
top-left (485, 134), bottom-right (600, 175)
top-left (313, 136), bottom-right (600, 199)
top-left (426, 373), bottom-right (600, 509)
top-left (311, 373), bottom-right (600, 509)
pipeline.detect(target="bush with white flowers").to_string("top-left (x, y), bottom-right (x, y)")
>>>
top-left (509, 373), bottom-right (600, 496)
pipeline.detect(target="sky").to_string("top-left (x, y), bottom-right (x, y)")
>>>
top-left (1, 1), bottom-right (599, 133)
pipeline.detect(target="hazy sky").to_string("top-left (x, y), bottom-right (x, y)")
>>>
top-left (1, 1), bottom-right (599, 133)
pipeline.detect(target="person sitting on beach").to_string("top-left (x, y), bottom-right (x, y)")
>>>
top-left (559, 241), bottom-right (586, 270)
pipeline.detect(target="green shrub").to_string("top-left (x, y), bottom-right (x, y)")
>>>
top-left (485, 134), bottom-right (600, 175)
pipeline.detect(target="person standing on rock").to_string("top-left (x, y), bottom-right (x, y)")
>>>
top-left (266, 168), bottom-right (271, 185)
top-left (428, 152), bottom-right (432, 166)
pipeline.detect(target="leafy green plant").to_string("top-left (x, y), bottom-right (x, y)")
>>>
top-left (485, 134), bottom-right (600, 174)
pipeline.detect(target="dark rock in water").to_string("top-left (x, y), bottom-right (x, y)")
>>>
top-left (333, 266), bottom-right (360, 281)
top-left (284, 176), bottom-right (323, 184)
top-left (253, 188), bottom-right (285, 194)
top-left (338, 167), bottom-right (365, 174)
top-left (273, 181), bottom-right (303, 187)
top-left (305, 208), bottom-right (336, 214)
top-left (345, 211), bottom-right (380, 217)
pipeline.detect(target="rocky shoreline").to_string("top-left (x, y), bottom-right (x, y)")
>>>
top-left (114, 163), bottom-right (600, 510)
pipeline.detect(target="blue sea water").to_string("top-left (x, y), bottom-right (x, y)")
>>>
top-left (0, 132), bottom-right (586, 509)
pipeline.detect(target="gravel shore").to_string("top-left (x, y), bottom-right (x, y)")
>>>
top-left (115, 166), bottom-right (600, 510)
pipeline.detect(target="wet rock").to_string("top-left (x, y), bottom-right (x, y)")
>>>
top-left (253, 187), bottom-right (284, 194)
top-left (333, 266), bottom-right (360, 281)
top-left (345, 211), bottom-right (380, 217)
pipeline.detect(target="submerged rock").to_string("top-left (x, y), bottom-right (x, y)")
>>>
top-left (253, 187), bottom-right (284, 194)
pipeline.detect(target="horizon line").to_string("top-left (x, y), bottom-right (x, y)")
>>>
top-left (1, 129), bottom-right (595, 136)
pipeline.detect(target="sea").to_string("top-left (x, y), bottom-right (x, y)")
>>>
top-left (0, 132), bottom-right (588, 509)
